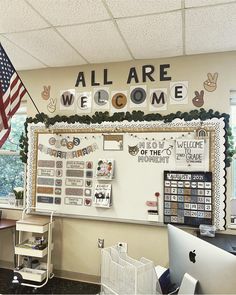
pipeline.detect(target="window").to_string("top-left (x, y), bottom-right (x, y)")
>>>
top-left (0, 102), bottom-right (26, 207)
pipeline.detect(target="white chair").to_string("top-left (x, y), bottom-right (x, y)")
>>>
top-left (178, 273), bottom-right (198, 294)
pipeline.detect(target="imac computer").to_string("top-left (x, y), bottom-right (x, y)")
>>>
top-left (168, 224), bottom-right (236, 294)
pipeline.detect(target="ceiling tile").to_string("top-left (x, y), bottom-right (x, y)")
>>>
top-left (117, 12), bottom-right (183, 59)
top-left (185, 0), bottom-right (235, 8)
top-left (105, 0), bottom-right (182, 18)
top-left (27, 0), bottom-right (110, 26)
top-left (57, 21), bottom-right (132, 63)
top-left (0, 37), bottom-right (46, 70)
top-left (185, 3), bottom-right (236, 54)
top-left (0, 0), bottom-right (49, 33)
top-left (4, 29), bottom-right (86, 67)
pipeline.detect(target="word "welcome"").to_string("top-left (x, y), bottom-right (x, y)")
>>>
top-left (60, 82), bottom-right (188, 112)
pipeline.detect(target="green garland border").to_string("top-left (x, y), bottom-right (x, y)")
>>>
top-left (19, 108), bottom-right (235, 167)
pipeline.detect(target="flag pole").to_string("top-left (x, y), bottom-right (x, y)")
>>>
top-left (0, 43), bottom-right (47, 125)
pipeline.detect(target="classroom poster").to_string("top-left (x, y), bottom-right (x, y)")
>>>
top-left (175, 139), bottom-right (205, 167)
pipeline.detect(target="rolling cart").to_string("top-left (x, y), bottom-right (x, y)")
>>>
top-left (12, 207), bottom-right (54, 291)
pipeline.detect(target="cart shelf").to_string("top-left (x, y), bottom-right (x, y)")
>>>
top-left (16, 216), bottom-right (51, 233)
top-left (15, 241), bottom-right (52, 258)
top-left (14, 263), bottom-right (53, 283)
top-left (13, 207), bottom-right (55, 290)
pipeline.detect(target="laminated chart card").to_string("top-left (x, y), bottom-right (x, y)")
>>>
top-left (36, 133), bottom-right (96, 209)
top-left (93, 183), bottom-right (112, 208)
top-left (36, 158), bottom-right (94, 207)
top-left (164, 171), bottom-right (212, 227)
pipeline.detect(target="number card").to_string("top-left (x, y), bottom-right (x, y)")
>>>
top-left (164, 171), bottom-right (213, 227)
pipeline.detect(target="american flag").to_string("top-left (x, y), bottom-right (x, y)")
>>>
top-left (0, 43), bottom-right (27, 148)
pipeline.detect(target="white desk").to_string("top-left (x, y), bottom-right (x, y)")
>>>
top-left (0, 219), bottom-right (17, 266)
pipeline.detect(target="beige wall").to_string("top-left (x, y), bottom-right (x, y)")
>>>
top-left (1, 51), bottom-right (236, 278)
top-left (20, 52), bottom-right (236, 117)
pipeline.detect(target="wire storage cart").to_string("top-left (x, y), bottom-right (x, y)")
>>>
top-left (101, 246), bottom-right (158, 295)
top-left (12, 207), bottom-right (54, 291)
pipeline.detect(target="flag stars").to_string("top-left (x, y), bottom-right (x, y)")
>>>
top-left (0, 44), bottom-right (27, 141)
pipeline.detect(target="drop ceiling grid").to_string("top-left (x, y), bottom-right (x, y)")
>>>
top-left (0, 0), bottom-right (235, 70)
top-left (57, 21), bottom-right (132, 63)
top-left (116, 11), bottom-right (183, 59)
top-left (104, 0), bottom-right (182, 18)
top-left (0, 37), bottom-right (46, 70)
top-left (0, 0), bottom-right (49, 33)
top-left (26, 0), bottom-right (111, 26)
top-left (185, 0), bottom-right (236, 8)
top-left (185, 2), bottom-right (236, 54)
top-left (4, 28), bottom-right (86, 67)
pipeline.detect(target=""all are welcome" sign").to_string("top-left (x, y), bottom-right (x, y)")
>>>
top-left (60, 63), bottom-right (189, 112)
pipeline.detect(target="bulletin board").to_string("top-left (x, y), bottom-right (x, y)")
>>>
top-left (26, 117), bottom-right (226, 229)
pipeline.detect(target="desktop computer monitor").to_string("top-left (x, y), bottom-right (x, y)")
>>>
top-left (168, 224), bottom-right (236, 294)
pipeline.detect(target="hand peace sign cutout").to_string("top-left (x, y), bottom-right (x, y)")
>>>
top-left (203, 72), bottom-right (218, 92)
top-left (192, 90), bottom-right (204, 107)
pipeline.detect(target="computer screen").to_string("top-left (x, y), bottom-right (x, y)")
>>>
top-left (168, 224), bottom-right (236, 294)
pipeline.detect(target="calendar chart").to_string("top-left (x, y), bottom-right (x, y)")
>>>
top-left (164, 171), bottom-right (213, 227)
